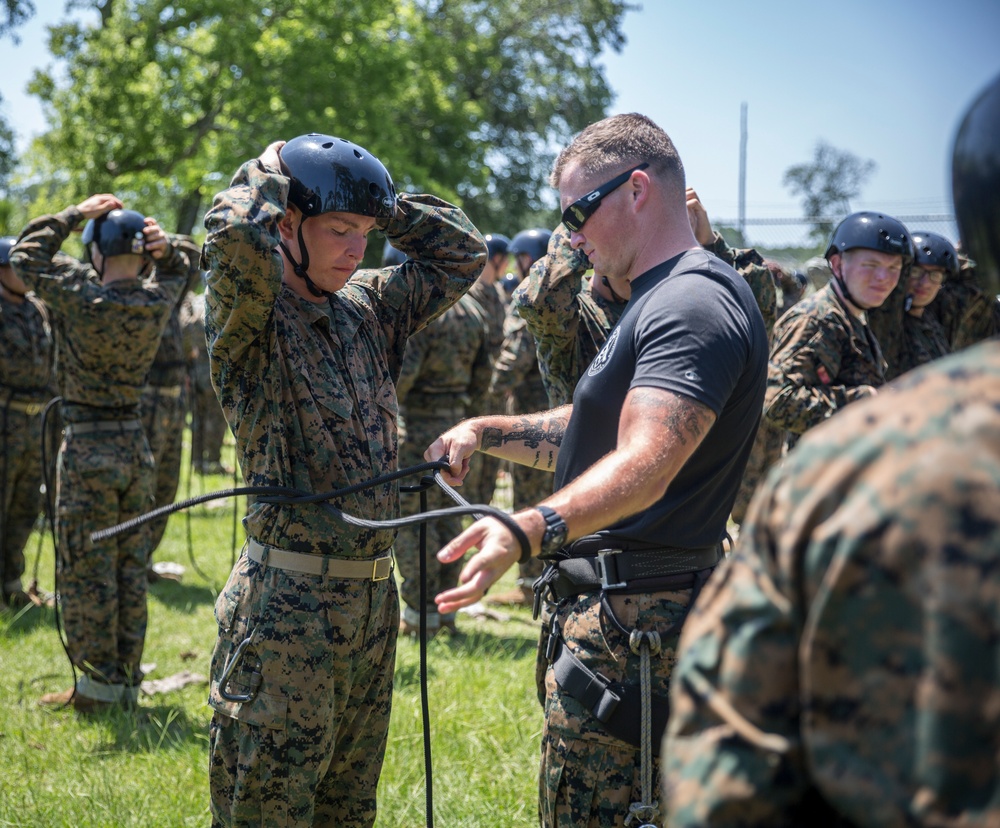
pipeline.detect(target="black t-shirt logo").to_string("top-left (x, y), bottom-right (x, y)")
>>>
top-left (588, 326), bottom-right (620, 376)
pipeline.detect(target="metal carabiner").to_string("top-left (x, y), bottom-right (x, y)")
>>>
top-left (218, 635), bottom-right (263, 703)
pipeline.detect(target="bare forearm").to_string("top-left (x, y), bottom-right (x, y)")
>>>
top-left (475, 405), bottom-right (571, 470)
top-left (539, 389), bottom-right (716, 542)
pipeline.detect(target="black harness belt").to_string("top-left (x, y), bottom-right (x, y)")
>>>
top-left (541, 541), bottom-right (721, 603)
top-left (548, 632), bottom-right (671, 754)
top-left (536, 538), bottom-right (722, 754)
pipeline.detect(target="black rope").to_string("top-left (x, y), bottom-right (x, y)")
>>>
top-left (90, 459), bottom-right (532, 564)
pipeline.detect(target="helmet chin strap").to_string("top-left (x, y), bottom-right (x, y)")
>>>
top-left (279, 220), bottom-right (328, 298)
top-left (832, 260), bottom-right (873, 311)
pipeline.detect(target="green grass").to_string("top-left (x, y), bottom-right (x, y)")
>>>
top-left (0, 439), bottom-right (540, 827)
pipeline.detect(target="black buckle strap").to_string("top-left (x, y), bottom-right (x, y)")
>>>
top-left (542, 544), bottom-right (720, 603)
top-left (548, 631), bottom-right (670, 754)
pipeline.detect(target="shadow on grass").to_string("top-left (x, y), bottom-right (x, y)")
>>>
top-left (83, 702), bottom-right (208, 754)
top-left (0, 602), bottom-right (58, 637)
top-left (147, 578), bottom-right (218, 613)
top-left (393, 627), bottom-right (539, 690)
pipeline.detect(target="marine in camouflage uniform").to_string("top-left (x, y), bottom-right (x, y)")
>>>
top-left (0, 238), bottom-right (57, 608)
top-left (513, 223), bottom-right (628, 409)
top-left (180, 291), bottom-right (230, 473)
top-left (729, 261), bottom-right (802, 526)
top-left (923, 254), bottom-right (997, 351)
top-left (663, 340), bottom-right (1000, 827)
top-left (395, 291), bottom-right (491, 634)
top-left (765, 211), bottom-right (913, 448)
top-left (488, 303), bottom-right (554, 594)
top-left (11, 198), bottom-right (188, 708)
top-left (140, 235), bottom-right (203, 564)
top-left (765, 281), bottom-right (886, 443)
top-left (203, 136), bottom-right (484, 827)
top-left (461, 273), bottom-right (507, 510)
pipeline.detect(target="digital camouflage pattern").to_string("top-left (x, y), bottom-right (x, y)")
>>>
top-left (462, 278), bottom-right (507, 509)
top-left (141, 241), bottom-right (202, 556)
top-left (765, 282), bottom-right (885, 440)
top-left (395, 292), bottom-right (491, 622)
top-left (731, 265), bottom-right (806, 525)
top-left (925, 255), bottom-right (998, 351)
top-left (514, 224), bottom-right (628, 408)
top-left (541, 588), bottom-right (700, 827)
top-left (11, 207), bottom-right (188, 422)
top-left (704, 231), bottom-right (777, 337)
top-left (0, 289), bottom-right (55, 594)
top-left (664, 339), bottom-right (1000, 827)
top-left (892, 312), bottom-right (951, 379)
top-left (202, 158), bottom-right (485, 826)
top-left (489, 302), bottom-right (553, 584)
top-left (11, 206), bottom-right (188, 697)
top-left (180, 292), bottom-right (230, 470)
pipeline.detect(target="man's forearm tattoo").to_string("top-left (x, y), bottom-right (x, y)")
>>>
top-left (480, 412), bottom-right (567, 470)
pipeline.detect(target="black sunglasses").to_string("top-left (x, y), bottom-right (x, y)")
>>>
top-left (561, 162), bottom-right (649, 232)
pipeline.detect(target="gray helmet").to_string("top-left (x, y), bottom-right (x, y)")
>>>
top-left (81, 209), bottom-right (147, 257)
top-left (381, 240), bottom-right (407, 267)
top-left (824, 211), bottom-right (913, 266)
top-left (953, 71), bottom-right (1000, 297)
top-left (0, 236), bottom-right (15, 266)
top-left (508, 228), bottom-right (552, 265)
top-left (910, 231), bottom-right (959, 278)
top-left (484, 233), bottom-right (511, 258)
top-left (279, 133), bottom-right (396, 219)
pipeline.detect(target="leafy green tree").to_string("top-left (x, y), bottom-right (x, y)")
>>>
top-left (0, 0), bottom-right (34, 43)
top-left (22, 0), bottom-right (632, 242)
top-left (783, 140), bottom-right (877, 243)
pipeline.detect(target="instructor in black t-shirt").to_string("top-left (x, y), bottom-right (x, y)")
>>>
top-left (425, 113), bottom-right (768, 828)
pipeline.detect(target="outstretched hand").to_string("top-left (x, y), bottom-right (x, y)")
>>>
top-left (434, 516), bottom-right (524, 614)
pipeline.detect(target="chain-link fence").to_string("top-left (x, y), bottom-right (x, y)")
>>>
top-left (715, 214), bottom-right (959, 267)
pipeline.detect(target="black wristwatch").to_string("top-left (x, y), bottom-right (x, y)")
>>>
top-left (534, 505), bottom-right (568, 558)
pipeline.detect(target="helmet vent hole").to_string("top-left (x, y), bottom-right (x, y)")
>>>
top-left (321, 142), bottom-right (334, 149)
top-left (354, 149), bottom-right (363, 159)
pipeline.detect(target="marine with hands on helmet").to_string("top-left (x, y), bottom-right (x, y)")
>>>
top-left (201, 133), bottom-right (485, 827)
top-left (0, 236), bottom-right (57, 611)
top-left (764, 210), bottom-right (912, 447)
top-left (499, 227), bottom-right (551, 298)
top-left (9, 195), bottom-right (190, 713)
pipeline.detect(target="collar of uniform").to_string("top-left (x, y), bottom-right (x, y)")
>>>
top-left (281, 283), bottom-right (364, 342)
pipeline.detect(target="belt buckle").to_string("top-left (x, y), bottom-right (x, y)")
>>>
top-left (595, 548), bottom-right (627, 590)
top-left (372, 556), bottom-right (392, 582)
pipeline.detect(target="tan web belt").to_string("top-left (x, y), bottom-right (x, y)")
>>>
top-left (2, 399), bottom-right (46, 416)
top-left (247, 538), bottom-right (393, 581)
top-left (143, 385), bottom-right (183, 398)
top-left (64, 419), bottom-right (143, 438)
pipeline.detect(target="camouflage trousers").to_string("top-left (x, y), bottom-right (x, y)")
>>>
top-left (56, 426), bottom-right (155, 692)
top-left (209, 548), bottom-right (399, 828)
top-left (540, 587), bottom-right (697, 828)
top-left (1, 407), bottom-right (45, 593)
top-left (512, 463), bottom-right (554, 585)
top-left (395, 414), bottom-right (464, 621)
top-left (140, 385), bottom-right (187, 556)
top-left (730, 416), bottom-right (785, 526)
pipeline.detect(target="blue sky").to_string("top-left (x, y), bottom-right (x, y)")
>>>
top-left (4, 0), bottom-right (999, 237)
top-left (601, 0), bottom-right (1000, 227)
